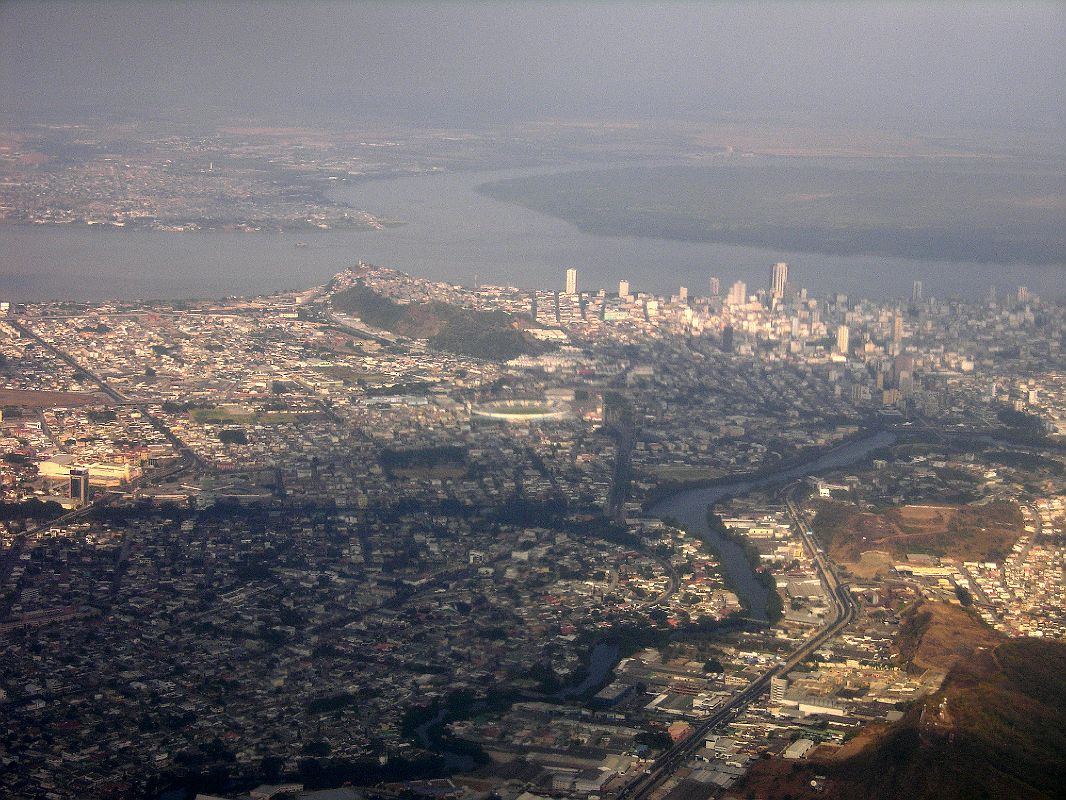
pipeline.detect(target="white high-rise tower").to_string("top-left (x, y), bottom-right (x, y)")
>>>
top-left (770, 262), bottom-right (788, 299)
top-left (565, 268), bottom-right (578, 295)
top-left (836, 324), bottom-right (850, 355)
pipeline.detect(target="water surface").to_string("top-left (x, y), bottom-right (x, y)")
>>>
top-left (649, 430), bottom-right (896, 620)
top-left (2, 166), bottom-right (1064, 302)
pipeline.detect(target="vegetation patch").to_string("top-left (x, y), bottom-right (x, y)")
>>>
top-left (479, 161), bottom-right (1066, 265)
top-left (740, 601), bottom-right (1066, 800)
top-left (332, 283), bottom-right (549, 361)
top-left (379, 445), bottom-right (468, 480)
top-left (812, 500), bottom-right (1023, 563)
top-left (191, 406), bottom-right (301, 426)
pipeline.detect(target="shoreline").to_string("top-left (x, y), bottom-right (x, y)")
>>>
top-left (7, 162), bottom-right (1066, 304)
top-left (640, 423), bottom-right (890, 511)
top-left (646, 427), bottom-right (897, 621)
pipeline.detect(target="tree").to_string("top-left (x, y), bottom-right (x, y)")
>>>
top-left (219, 428), bottom-right (248, 445)
top-left (635, 730), bottom-right (673, 750)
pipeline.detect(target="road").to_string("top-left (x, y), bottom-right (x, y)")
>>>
top-left (0, 449), bottom-right (199, 622)
top-left (10, 318), bottom-right (206, 469)
top-left (1, 320), bottom-right (204, 622)
top-left (603, 390), bottom-right (636, 522)
top-left (613, 483), bottom-right (857, 800)
top-left (325, 307), bottom-right (397, 346)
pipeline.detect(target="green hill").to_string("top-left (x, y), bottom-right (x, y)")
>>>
top-left (332, 283), bottom-right (547, 362)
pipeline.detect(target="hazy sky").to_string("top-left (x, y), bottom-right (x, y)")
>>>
top-left (2, 1), bottom-right (1064, 129)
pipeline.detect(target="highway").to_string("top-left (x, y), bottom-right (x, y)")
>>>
top-left (613, 483), bottom-right (857, 800)
top-left (0, 320), bottom-right (206, 623)
top-left (10, 318), bottom-right (207, 469)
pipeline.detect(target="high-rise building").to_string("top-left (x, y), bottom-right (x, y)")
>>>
top-left (892, 311), bottom-right (903, 352)
top-left (836, 324), bottom-right (850, 355)
top-left (709, 276), bottom-right (720, 297)
top-left (678, 286), bottom-right (688, 303)
top-left (618, 279), bottom-right (630, 300)
top-left (912, 280), bottom-right (923, 303)
top-left (770, 676), bottom-right (789, 704)
top-left (727, 280), bottom-right (747, 306)
top-left (70, 467), bottom-right (90, 506)
top-left (721, 324), bottom-right (734, 352)
top-left (565, 268), bottom-right (578, 296)
top-left (769, 261), bottom-right (788, 299)
top-left (1017, 286), bottom-right (1030, 304)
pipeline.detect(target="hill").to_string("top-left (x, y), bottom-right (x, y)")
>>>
top-left (736, 601), bottom-right (1066, 800)
top-left (890, 600), bottom-right (1000, 675)
top-left (811, 500), bottom-right (1023, 566)
top-left (332, 283), bottom-right (548, 362)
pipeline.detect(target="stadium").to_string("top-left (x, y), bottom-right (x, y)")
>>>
top-left (471, 398), bottom-right (569, 422)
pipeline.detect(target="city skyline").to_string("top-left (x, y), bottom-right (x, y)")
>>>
top-left (1, 3), bottom-right (1063, 799)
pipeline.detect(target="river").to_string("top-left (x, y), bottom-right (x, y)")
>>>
top-left (649, 430), bottom-right (896, 621)
top-left (414, 708), bottom-right (476, 772)
top-left (558, 641), bottom-right (621, 700)
top-left (3, 165), bottom-right (1064, 303)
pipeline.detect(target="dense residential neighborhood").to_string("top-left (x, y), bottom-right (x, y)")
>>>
top-left (0, 263), bottom-right (1063, 800)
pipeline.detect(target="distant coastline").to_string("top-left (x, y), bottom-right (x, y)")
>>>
top-left (0, 215), bottom-right (400, 235)
top-left (4, 163), bottom-right (1066, 305)
top-left (477, 161), bottom-right (1066, 267)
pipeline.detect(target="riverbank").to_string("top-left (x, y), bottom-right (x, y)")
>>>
top-left (640, 425), bottom-right (891, 510)
top-left (8, 161), bottom-right (1063, 303)
top-left (705, 509), bottom-right (785, 624)
top-left (648, 429), bottom-right (897, 622)
top-left (476, 161), bottom-right (1066, 267)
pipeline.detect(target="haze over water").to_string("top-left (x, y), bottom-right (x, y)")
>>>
top-left (2, 165), bottom-right (1064, 304)
top-left (2, 2), bottom-right (1064, 303)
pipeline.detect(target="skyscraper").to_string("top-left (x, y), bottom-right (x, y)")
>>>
top-left (912, 280), bottom-right (923, 303)
top-left (678, 286), bottom-right (688, 303)
top-left (709, 276), bottom-right (720, 297)
top-left (618, 279), bottom-right (630, 300)
top-left (70, 467), bottom-right (90, 506)
top-left (727, 281), bottom-right (747, 307)
top-left (836, 324), bottom-right (850, 355)
top-left (565, 268), bottom-right (578, 295)
top-left (770, 261), bottom-right (788, 299)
